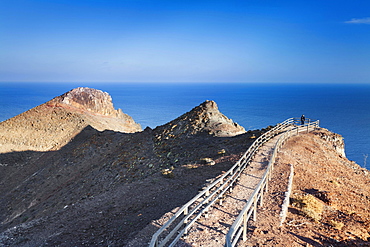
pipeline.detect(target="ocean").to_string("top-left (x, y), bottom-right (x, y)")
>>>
top-left (1, 82), bottom-right (369, 168)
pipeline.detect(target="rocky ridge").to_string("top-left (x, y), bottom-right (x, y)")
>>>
top-left (0, 87), bottom-right (141, 153)
top-left (0, 88), bottom-right (369, 247)
top-left (0, 88), bottom-right (258, 246)
top-left (154, 100), bottom-right (246, 139)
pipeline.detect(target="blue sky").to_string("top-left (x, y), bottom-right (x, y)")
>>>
top-left (1, 0), bottom-right (370, 83)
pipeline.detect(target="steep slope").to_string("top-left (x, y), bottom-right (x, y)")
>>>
top-left (0, 87), bottom-right (141, 153)
top-left (153, 100), bottom-right (246, 139)
top-left (2, 91), bottom-right (367, 247)
top-left (0, 99), bottom-right (258, 246)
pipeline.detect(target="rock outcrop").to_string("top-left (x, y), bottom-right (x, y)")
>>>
top-left (48, 87), bottom-right (126, 118)
top-left (314, 129), bottom-right (346, 157)
top-left (0, 87), bottom-right (141, 153)
top-left (154, 100), bottom-right (246, 139)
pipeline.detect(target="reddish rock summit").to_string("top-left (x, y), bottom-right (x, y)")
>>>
top-left (0, 87), bottom-right (141, 153)
top-left (49, 87), bottom-right (127, 118)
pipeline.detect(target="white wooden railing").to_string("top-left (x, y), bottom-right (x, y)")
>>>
top-left (149, 118), bottom-right (314, 247)
top-left (225, 119), bottom-right (319, 247)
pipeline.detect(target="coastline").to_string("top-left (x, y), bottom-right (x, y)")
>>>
top-left (1, 82), bottom-right (369, 167)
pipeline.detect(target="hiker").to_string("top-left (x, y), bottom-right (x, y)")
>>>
top-left (301, 115), bottom-right (305, 125)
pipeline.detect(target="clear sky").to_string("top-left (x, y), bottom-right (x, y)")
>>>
top-left (1, 0), bottom-right (370, 83)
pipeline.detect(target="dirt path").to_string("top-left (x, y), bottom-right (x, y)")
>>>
top-left (177, 134), bottom-right (283, 246)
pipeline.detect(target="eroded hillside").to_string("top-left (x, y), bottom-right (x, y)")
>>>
top-left (245, 128), bottom-right (370, 246)
top-left (0, 88), bottom-right (369, 247)
top-left (0, 90), bottom-right (261, 246)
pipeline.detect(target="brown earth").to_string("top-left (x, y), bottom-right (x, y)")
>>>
top-left (138, 128), bottom-right (370, 247)
top-left (244, 129), bottom-right (370, 246)
top-left (0, 88), bottom-right (369, 247)
top-left (0, 89), bottom-right (264, 246)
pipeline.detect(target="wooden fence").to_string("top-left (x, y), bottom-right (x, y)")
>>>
top-left (149, 117), bottom-right (313, 247)
top-left (225, 119), bottom-right (319, 247)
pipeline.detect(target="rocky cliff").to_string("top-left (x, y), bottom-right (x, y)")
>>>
top-left (245, 128), bottom-right (370, 246)
top-left (316, 129), bottom-right (346, 157)
top-left (48, 87), bottom-right (127, 118)
top-left (0, 87), bottom-right (141, 153)
top-left (154, 100), bottom-right (246, 139)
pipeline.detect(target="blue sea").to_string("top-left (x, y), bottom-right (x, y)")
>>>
top-left (1, 82), bottom-right (369, 168)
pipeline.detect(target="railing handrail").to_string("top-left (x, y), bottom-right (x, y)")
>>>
top-left (225, 120), bottom-right (319, 247)
top-left (149, 117), bottom-right (306, 247)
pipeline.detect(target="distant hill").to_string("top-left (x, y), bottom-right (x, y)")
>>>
top-left (0, 87), bottom-right (141, 153)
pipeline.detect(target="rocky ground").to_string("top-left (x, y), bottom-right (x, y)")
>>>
top-left (130, 128), bottom-right (370, 247)
top-left (0, 88), bottom-right (265, 246)
top-left (1, 88), bottom-right (369, 247)
top-left (244, 129), bottom-right (370, 246)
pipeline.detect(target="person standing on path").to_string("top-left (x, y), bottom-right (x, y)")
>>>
top-left (301, 115), bottom-right (305, 125)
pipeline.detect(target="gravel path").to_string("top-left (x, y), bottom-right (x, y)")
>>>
top-left (178, 134), bottom-right (283, 246)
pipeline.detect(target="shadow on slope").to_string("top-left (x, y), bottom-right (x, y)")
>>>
top-left (0, 124), bottom-right (260, 246)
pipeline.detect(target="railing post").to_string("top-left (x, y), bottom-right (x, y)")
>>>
top-left (243, 212), bottom-right (247, 241)
top-left (259, 188), bottom-right (264, 206)
top-left (253, 197), bottom-right (257, 221)
top-left (270, 155), bottom-right (275, 174)
top-left (184, 206), bottom-right (188, 224)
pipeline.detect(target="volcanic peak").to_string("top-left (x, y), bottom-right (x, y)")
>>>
top-left (154, 100), bottom-right (246, 138)
top-left (0, 87), bottom-right (141, 153)
top-left (49, 87), bottom-right (124, 118)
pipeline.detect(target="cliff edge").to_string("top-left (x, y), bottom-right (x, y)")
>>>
top-left (244, 128), bottom-right (370, 246)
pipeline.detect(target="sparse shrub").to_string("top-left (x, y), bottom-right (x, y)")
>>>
top-left (329, 220), bottom-right (344, 230)
top-left (22, 216), bottom-right (29, 223)
top-left (184, 164), bottom-right (199, 169)
top-left (161, 168), bottom-right (174, 178)
top-left (329, 180), bottom-right (340, 186)
top-left (200, 158), bottom-right (215, 166)
top-left (291, 193), bottom-right (324, 222)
